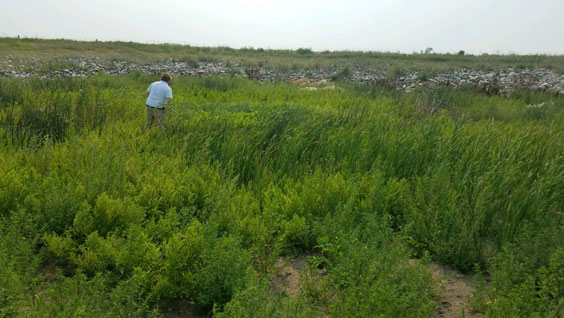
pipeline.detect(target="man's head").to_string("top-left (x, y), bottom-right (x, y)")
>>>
top-left (161, 73), bottom-right (172, 83)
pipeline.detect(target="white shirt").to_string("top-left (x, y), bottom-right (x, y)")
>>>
top-left (146, 80), bottom-right (172, 108)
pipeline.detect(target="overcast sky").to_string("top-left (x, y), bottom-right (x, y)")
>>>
top-left (1, 0), bottom-right (563, 54)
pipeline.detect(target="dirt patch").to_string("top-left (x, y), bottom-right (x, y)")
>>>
top-left (42, 262), bottom-right (58, 283)
top-left (271, 255), bottom-right (310, 296)
top-left (431, 263), bottom-right (484, 318)
top-left (160, 300), bottom-right (207, 318)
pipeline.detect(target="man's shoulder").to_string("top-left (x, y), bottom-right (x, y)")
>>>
top-left (157, 81), bottom-right (172, 92)
top-left (155, 81), bottom-right (170, 88)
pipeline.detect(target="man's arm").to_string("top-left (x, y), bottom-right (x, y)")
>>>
top-left (165, 87), bottom-right (172, 105)
top-left (146, 83), bottom-right (153, 97)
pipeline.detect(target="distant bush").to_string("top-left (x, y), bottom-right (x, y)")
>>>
top-left (417, 70), bottom-right (434, 82)
top-left (296, 47), bottom-right (313, 55)
top-left (181, 56), bottom-right (199, 68)
top-left (387, 65), bottom-right (408, 79)
top-left (330, 66), bottom-right (351, 81)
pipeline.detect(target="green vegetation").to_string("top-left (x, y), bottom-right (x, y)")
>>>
top-left (2, 37), bottom-right (564, 73)
top-left (329, 66), bottom-right (352, 82)
top-left (1, 74), bottom-right (564, 317)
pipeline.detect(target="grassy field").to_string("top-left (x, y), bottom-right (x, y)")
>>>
top-left (2, 37), bottom-right (564, 74)
top-left (1, 74), bottom-right (564, 317)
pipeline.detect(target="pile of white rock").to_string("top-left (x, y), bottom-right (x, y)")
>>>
top-left (1, 56), bottom-right (563, 97)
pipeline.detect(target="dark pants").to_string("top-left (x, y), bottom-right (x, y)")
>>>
top-left (146, 105), bottom-right (165, 129)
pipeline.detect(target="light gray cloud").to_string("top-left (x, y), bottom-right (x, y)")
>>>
top-left (1, 0), bottom-right (563, 54)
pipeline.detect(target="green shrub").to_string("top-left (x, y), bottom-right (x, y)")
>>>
top-left (329, 235), bottom-right (435, 317)
top-left (280, 214), bottom-right (310, 251)
top-left (195, 236), bottom-right (252, 309)
top-left (0, 255), bottom-right (25, 317)
top-left (296, 48), bottom-right (313, 55)
top-left (73, 193), bottom-right (144, 237)
top-left (76, 232), bottom-right (121, 273)
top-left (156, 220), bottom-right (205, 299)
top-left (330, 66), bottom-right (351, 81)
top-left (43, 231), bottom-right (76, 262)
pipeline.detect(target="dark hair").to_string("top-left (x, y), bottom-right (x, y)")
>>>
top-left (161, 73), bottom-right (171, 83)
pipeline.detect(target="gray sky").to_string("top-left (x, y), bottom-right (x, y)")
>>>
top-left (1, 0), bottom-right (563, 54)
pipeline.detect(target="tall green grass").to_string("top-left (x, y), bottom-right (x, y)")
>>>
top-left (1, 75), bottom-right (563, 317)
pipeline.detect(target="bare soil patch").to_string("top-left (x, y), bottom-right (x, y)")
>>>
top-left (160, 300), bottom-right (207, 318)
top-left (271, 255), bottom-right (310, 296)
top-left (431, 263), bottom-right (484, 318)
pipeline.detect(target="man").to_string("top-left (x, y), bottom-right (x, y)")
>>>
top-left (146, 73), bottom-right (173, 129)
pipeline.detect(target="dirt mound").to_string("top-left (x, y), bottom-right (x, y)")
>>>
top-left (431, 263), bottom-right (484, 318)
top-left (271, 255), bottom-right (310, 296)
